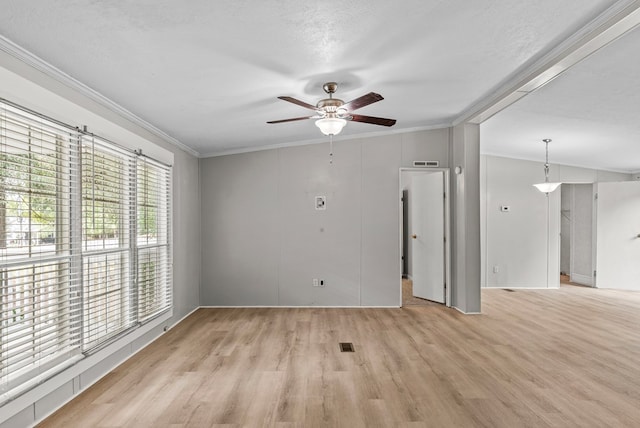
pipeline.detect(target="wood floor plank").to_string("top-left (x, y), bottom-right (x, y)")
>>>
top-left (37, 285), bottom-right (640, 427)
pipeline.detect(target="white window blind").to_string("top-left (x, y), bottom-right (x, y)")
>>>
top-left (136, 158), bottom-right (171, 322)
top-left (1, 98), bottom-right (173, 402)
top-left (0, 102), bottom-right (82, 395)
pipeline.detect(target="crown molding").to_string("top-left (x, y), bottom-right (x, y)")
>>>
top-left (455, 0), bottom-right (640, 126)
top-left (0, 35), bottom-right (200, 158)
top-left (481, 151), bottom-right (637, 175)
top-left (200, 122), bottom-right (451, 158)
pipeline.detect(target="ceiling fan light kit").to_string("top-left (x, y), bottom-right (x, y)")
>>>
top-left (315, 117), bottom-right (347, 135)
top-left (267, 81), bottom-right (396, 136)
top-left (533, 138), bottom-right (561, 194)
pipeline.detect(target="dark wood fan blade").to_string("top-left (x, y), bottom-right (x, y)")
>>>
top-left (278, 96), bottom-right (318, 111)
top-left (349, 114), bottom-right (396, 127)
top-left (342, 92), bottom-right (384, 111)
top-left (267, 116), bottom-right (315, 124)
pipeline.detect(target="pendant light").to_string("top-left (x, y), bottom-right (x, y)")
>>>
top-left (533, 138), bottom-right (561, 193)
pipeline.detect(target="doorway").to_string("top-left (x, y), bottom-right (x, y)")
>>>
top-left (560, 183), bottom-right (595, 288)
top-left (400, 169), bottom-right (451, 307)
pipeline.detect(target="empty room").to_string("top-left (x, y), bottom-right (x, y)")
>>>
top-left (1, 1), bottom-right (640, 427)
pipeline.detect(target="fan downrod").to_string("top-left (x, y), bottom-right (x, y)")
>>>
top-left (317, 82), bottom-right (344, 111)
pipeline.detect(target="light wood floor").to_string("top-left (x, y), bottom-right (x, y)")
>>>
top-left (39, 286), bottom-right (640, 427)
top-left (402, 278), bottom-right (440, 306)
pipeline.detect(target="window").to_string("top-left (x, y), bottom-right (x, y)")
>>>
top-left (1, 103), bottom-right (81, 394)
top-left (136, 159), bottom-right (171, 322)
top-left (81, 137), bottom-right (135, 350)
top-left (0, 99), bottom-right (172, 399)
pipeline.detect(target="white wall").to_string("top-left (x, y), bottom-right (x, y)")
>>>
top-left (481, 154), bottom-right (631, 289)
top-left (0, 48), bottom-right (200, 427)
top-left (200, 129), bottom-right (451, 307)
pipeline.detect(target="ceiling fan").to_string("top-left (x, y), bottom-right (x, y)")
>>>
top-left (267, 82), bottom-right (396, 136)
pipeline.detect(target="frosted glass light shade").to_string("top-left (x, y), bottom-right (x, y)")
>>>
top-left (315, 118), bottom-right (347, 135)
top-left (533, 182), bottom-right (561, 193)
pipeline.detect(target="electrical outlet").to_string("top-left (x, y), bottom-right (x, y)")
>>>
top-left (320, 279), bottom-right (325, 287)
top-left (493, 265), bottom-right (499, 273)
top-left (312, 278), bottom-right (319, 287)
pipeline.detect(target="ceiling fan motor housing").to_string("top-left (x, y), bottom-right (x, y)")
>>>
top-left (317, 98), bottom-right (345, 113)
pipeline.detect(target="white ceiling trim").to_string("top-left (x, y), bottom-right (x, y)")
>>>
top-left (199, 123), bottom-right (452, 158)
top-left (0, 34), bottom-right (200, 158)
top-left (456, 0), bottom-right (640, 126)
top-left (481, 151), bottom-right (634, 175)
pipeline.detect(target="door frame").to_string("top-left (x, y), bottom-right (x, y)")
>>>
top-left (399, 168), bottom-right (451, 307)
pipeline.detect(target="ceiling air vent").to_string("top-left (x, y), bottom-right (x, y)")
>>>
top-left (413, 160), bottom-right (439, 167)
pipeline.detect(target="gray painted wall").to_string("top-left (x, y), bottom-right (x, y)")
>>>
top-left (450, 123), bottom-right (481, 313)
top-left (170, 149), bottom-right (201, 322)
top-left (200, 129), bottom-right (451, 307)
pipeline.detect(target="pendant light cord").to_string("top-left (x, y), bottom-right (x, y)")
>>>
top-left (543, 138), bottom-right (551, 182)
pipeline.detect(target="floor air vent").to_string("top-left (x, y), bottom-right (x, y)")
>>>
top-left (339, 343), bottom-right (355, 352)
top-left (504, 289), bottom-right (515, 292)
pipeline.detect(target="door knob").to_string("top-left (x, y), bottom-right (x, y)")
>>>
top-left (412, 234), bottom-right (417, 239)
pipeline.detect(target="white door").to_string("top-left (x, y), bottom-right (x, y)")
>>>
top-left (411, 172), bottom-right (445, 303)
top-left (595, 181), bottom-right (640, 290)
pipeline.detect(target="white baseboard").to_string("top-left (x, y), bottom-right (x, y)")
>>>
top-left (166, 306), bottom-right (200, 331)
top-left (453, 306), bottom-right (482, 315)
top-left (483, 286), bottom-right (557, 290)
top-left (198, 305), bottom-right (400, 309)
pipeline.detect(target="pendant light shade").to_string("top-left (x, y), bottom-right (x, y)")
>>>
top-left (533, 138), bottom-right (561, 194)
top-left (533, 182), bottom-right (562, 193)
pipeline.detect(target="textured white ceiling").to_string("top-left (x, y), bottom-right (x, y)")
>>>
top-left (482, 23), bottom-right (640, 173)
top-left (0, 0), bottom-right (622, 159)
